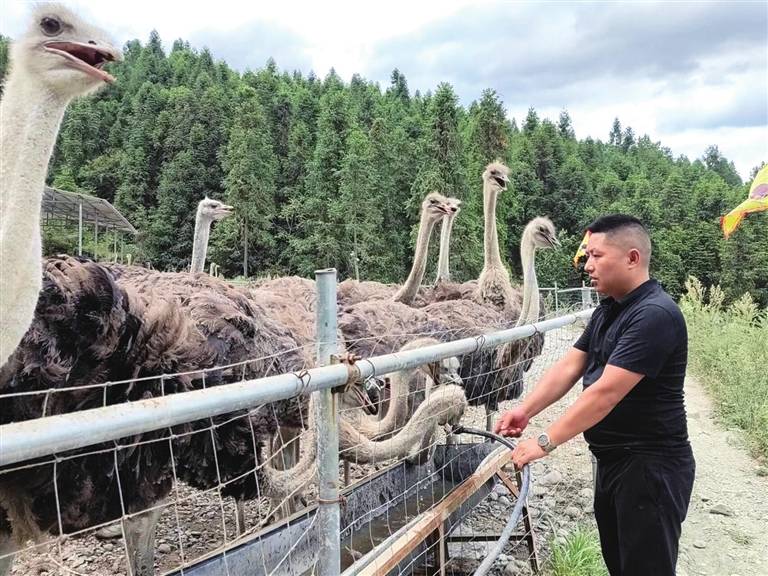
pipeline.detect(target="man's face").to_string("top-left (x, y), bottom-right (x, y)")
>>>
top-left (584, 232), bottom-right (630, 296)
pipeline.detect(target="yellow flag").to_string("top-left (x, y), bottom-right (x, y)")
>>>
top-left (721, 164), bottom-right (768, 239)
top-left (573, 230), bottom-right (591, 268)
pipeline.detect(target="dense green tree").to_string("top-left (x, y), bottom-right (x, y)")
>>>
top-left (211, 88), bottom-right (278, 277)
top-left (4, 27), bottom-right (755, 304)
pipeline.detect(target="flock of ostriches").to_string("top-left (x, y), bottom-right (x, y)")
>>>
top-left (0, 5), bottom-right (562, 575)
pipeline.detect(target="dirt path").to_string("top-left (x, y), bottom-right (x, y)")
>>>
top-left (678, 375), bottom-right (768, 576)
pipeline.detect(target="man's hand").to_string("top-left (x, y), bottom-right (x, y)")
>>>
top-left (494, 406), bottom-right (529, 437)
top-left (511, 438), bottom-right (547, 468)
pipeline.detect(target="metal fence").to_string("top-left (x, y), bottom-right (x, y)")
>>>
top-left (0, 269), bottom-right (595, 576)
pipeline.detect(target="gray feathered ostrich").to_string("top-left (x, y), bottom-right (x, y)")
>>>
top-left (429, 162), bottom-right (514, 309)
top-left (338, 217), bottom-right (559, 428)
top-left (0, 256), bottom-right (358, 574)
top-left (0, 256), bottom-right (214, 576)
top-left (256, 342), bottom-right (469, 505)
top-left (435, 197), bottom-right (462, 284)
top-left (332, 191), bottom-right (453, 307)
top-left (190, 197), bottom-right (233, 273)
top-left (0, 3), bottom-right (119, 368)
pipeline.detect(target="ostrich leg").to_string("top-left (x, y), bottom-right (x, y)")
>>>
top-left (236, 499), bottom-right (247, 536)
top-left (124, 507), bottom-right (163, 576)
top-left (0, 532), bottom-right (16, 576)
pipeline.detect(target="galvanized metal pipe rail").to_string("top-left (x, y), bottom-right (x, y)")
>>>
top-left (0, 306), bottom-right (593, 467)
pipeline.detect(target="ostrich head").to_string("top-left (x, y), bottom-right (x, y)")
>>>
top-left (482, 161), bottom-right (510, 192)
top-left (13, 4), bottom-right (120, 98)
top-left (526, 216), bottom-right (560, 249)
top-left (422, 192), bottom-right (451, 222)
top-left (445, 197), bottom-right (462, 217)
top-left (422, 353), bottom-right (462, 388)
top-left (401, 337), bottom-right (462, 388)
top-left (197, 197), bottom-right (234, 223)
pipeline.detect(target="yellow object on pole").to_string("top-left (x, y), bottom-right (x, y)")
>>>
top-left (573, 229), bottom-right (591, 268)
top-left (721, 164), bottom-right (768, 239)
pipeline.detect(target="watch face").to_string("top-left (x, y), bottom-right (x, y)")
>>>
top-left (537, 433), bottom-right (548, 447)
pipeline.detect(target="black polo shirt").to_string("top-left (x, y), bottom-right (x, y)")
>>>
top-left (574, 279), bottom-right (689, 456)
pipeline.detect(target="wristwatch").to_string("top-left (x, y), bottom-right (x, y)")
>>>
top-left (537, 432), bottom-right (557, 454)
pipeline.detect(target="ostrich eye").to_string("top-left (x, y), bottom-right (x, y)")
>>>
top-left (40, 16), bottom-right (62, 37)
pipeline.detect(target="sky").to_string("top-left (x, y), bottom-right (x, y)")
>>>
top-left (2, 0), bottom-right (766, 180)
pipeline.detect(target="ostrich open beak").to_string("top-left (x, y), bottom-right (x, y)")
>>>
top-left (44, 41), bottom-right (118, 84)
top-left (492, 174), bottom-right (509, 189)
top-left (547, 235), bottom-right (561, 248)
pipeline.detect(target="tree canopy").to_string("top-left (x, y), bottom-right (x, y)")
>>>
top-left (1, 33), bottom-right (763, 304)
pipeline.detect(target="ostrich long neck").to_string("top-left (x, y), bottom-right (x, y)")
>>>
top-left (0, 78), bottom-right (70, 364)
top-left (357, 370), bottom-right (414, 438)
top-left (516, 230), bottom-right (539, 327)
top-left (394, 209), bottom-right (437, 304)
top-left (482, 180), bottom-right (503, 269)
top-left (339, 388), bottom-right (460, 464)
top-left (190, 214), bottom-right (212, 273)
top-left (436, 214), bottom-right (457, 283)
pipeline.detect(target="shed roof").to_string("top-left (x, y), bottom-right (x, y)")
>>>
top-left (41, 186), bottom-right (137, 235)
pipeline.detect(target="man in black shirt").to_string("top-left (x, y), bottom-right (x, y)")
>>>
top-left (495, 214), bottom-right (695, 576)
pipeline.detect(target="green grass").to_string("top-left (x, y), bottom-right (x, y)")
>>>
top-left (546, 525), bottom-right (608, 576)
top-left (681, 277), bottom-right (768, 460)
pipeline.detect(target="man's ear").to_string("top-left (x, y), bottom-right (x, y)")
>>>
top-left (627, 248), bottom-right (642, 267)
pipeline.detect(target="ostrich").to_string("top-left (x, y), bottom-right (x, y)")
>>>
top-left (391, 192), bottom-right (451, 305)
top-left (429, 162), bottom-right (516, 311)
top-left (106, 196), bottom-right (232, 282)
top-left (475, 161), bottom-right (520, 315)
top-left (339, 216), bottom-right (559, 430)
top-left (0, 4), bottom-right (119, 368)
top-left (247, 383), bottom-right (468, 514)
top-left (499, 217), bottom-right (560, 377)
top-left (0, 256), bottom-right (214, 576)
top-left (435, 197), bottom-right (462, 284)
top-left (0, 256), bottom-right (344, 572)
top-left (337, 191), bottom-right (451, 307)
top-left (190, 197), bottom-right (233, 273)
top-left (339, 337), bottom-right (462, 440)
top-left (338, 383), bottom-right (467, 465)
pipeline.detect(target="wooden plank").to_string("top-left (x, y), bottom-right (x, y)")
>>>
top-left (356, 448), bottom-right (513, 576)
top-left (497, 469), bottom-right (519, 498)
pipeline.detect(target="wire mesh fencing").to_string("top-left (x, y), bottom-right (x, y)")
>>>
top-left (0, 265), bottom-right (595, 576)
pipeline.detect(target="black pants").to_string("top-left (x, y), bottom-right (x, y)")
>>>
top-left (593, 448), bottom-right (695, 576)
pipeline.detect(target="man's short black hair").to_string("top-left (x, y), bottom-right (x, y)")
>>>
top-left (588, 213), bottom-right (652, 263)
top-left (588, 214), bottom-right (647, 234)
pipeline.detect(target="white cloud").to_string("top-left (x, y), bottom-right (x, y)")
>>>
top-left (2, 0), bottom-right (765, 179)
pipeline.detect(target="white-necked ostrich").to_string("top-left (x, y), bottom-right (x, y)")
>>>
top-left (430, 162), bottom-right (516, 310)
top-left (257, 349), bottom-right (468, 507)
top-left (498, 216), bottom-right (559, 375)
top-left (0, 4), bottom-right (119, 368)
top-left (190, 197), bottom-right (233, 273)
top-left (435, 197), bottom-right (462, 284)
top-left (338, 216), bottom-right (559, 429)
top-left (0, 256), bottom-right (215, 576)
top-left (339, 337), bottom-right (462, 440)
top-left (336, 191), bottom-right (451, 307)
top-left (107, 196), bottom-right (232, 282)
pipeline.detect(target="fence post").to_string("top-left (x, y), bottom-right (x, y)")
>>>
top-left (554, 281), bottom-right (559, 315)
top-left (315, 268), bottom-right (341, 575)
top-left (581, 280), bottom-right (590, 311)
